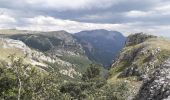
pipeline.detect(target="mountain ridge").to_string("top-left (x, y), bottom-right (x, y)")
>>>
top-left (75, 29), bottom-right (126, 67)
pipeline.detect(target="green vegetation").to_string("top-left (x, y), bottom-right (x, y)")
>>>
top-left (59, 55), bottom-right (92, 72)
top-left (0, 55), bottom-right (71, 100)
top-left (0, 55), bottom-right (129, 100)
top-left (10, 34), bottom-right (55, 51)
top-left (60, 64), bottom-right (129, 100)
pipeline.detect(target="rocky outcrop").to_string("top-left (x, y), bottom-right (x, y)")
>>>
top-left (0, 38), bottom-right (31, 54)
top-left (135, 59), bottom-right (170, 100)
top-left (59, 67), bottom-right (81, 78)
top-left (119, 64), bottom-right (142, 78)
top-left (125, 33), bottom-right (157, 46)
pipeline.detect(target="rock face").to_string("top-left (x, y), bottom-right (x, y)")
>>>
top-left (75, 29), bottom-right (126, 67)
top-left (135, 59), bottom-right (170, 100)
top-left (109, 33), bottom-right (170, 100)
top-left (0, 38), bottom-right (31, 54)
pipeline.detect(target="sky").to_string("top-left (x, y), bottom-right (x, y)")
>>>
top-left (0, 0), bottom-right (170, 37)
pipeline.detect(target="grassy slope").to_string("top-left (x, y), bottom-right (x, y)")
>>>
top-left (0, 48), bottom-right (23, 60)
top-left (0, 29), bottom-right (27, 35)
top-left (0, 29), bottom-right (40, 35)
top-left (0, 40), bottom-right (25, 61)
top-left (58, 55), bottom-right (92, 73)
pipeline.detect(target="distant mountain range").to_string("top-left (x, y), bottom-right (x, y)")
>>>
top-left (0, 29), bottom-right (126, 67)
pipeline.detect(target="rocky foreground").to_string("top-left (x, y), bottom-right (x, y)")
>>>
top-left (136, 58), bottom-right (170, 100)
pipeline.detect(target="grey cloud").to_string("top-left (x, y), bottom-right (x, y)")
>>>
top-left (0, 0), bottom-right (170, 37)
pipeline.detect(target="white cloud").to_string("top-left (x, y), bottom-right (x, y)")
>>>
top-left (154, 4), bottom-right (170, 15)
top-left (16, 16), bottom-right (127, 33)
top-left (78, 13), bottom-right (114, 21)
top-left (0, 15), bottom-right (166, 37)
top-left (125, 10), bottom-right (152, 18)
top-left (0, 14), bottom-right (16, 28)
top-left (155, 5), bottom-right (170, 11)
top-left (125, 4), bottom-right (170, 19)
top-left (0, 14), bottom-right (16, 24)
top-left (15, 16), bottom-right (170, 37)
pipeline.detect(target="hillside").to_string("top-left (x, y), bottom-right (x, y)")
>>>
top-left (0, 38), bottom-right (85, 79)
top-left (0, 29), bottom-right (40, 35)
top-left (108, 33), bottom-right (170, 100)
top-left (8, 31), bottom-right (85, 55)
top-left (75, 29), bottom-right (126, 67)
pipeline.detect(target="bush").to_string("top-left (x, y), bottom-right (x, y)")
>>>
top-left (82, 64), bottom-right (101, 81)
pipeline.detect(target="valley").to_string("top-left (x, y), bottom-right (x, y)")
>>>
top-left (0, 29), bottom-right (170, 100)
